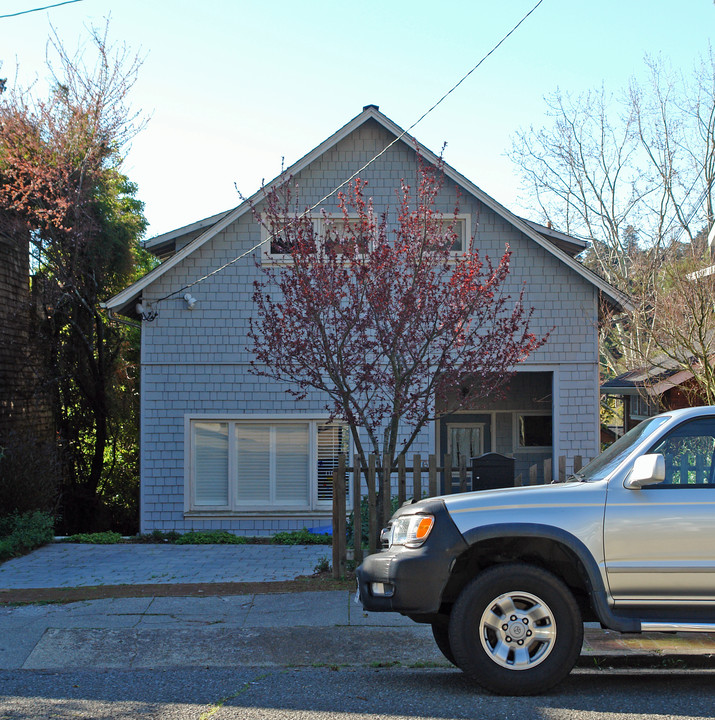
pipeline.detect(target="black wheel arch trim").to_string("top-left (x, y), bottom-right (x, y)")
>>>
top-left (459, 522), bottom-right (641, 633)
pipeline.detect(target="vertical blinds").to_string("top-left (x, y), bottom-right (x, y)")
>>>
top-left (317, 424), bottom-right (349, 502)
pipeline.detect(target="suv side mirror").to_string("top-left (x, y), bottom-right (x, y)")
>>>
top-left (625, 453), bottom-right (666, 489)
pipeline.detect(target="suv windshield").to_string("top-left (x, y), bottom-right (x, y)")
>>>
top-left (578, 416), bottom-right (670, 482)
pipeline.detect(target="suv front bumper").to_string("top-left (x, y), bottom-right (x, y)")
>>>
top-left (355, 499), bottom-right (468, 615)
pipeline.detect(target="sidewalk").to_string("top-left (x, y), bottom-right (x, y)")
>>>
top-left (1, 543), bottom-right (715, 673)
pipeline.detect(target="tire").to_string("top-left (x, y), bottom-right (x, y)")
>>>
top-left (431, 616), bottom-right (458, 666)
top-left (448, 563), bottom-right (583, 696)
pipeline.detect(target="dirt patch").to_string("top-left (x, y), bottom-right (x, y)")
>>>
top-left (0, 572), bottom-right (356, 605)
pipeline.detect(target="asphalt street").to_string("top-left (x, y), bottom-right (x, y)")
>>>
top-left (3, 666), bottom-right (715, 719)
top-left (2, 543), bottom-right (715, 719)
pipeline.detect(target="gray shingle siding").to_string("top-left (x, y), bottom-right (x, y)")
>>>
top-left (137, 119), bottom-right (600, 535)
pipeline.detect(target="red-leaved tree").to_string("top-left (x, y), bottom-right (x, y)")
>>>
top-left (250, 162), bottom-right (547, 522)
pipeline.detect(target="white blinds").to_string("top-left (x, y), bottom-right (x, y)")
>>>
top-left (236, 424), bottom-right (271, 502)
top-left (192, 420), bottom-right (348, 509)
top-left (193, 422), bottom-right (229, 506)
top-left (275, 424), bottom-right (309, 504)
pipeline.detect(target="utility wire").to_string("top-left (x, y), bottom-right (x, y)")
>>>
top-left (151, 0), bottom-right (545, 307)
top-left (0, 0), bottom-right (84, 19)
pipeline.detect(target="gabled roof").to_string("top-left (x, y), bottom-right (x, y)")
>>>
top-left (601, 362), bottom-right (692, 397)
top-left (104, 105), bottom-right (631, 316)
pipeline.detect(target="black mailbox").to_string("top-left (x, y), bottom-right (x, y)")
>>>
top-left (471, 453), bottom-right (515, 491)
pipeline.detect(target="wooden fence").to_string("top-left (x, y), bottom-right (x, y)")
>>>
top-left (331, 453), bottom-right (585, 579)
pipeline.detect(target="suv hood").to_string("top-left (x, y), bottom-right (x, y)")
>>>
top-left (438, 480), bottom-right (608, 539)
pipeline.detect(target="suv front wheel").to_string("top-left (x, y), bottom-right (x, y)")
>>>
top-left (448, 563), bottom-right (583, 695)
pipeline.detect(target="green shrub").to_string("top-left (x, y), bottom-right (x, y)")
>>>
top-left (174, 530), bottom-right (247, 545)
top-left (62, 531), bottom-right (123, 544)
top-left (271, 528), bottom-right (332, 545)
top-left (314, 556), bottom-right (331, 573)
top-left (0, 510), bottom-right (54, 562)
top-left (132, 529), bottom-right (182, 543)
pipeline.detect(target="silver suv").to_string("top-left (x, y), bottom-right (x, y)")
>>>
top-left (356, 406), bottom-right (715, 695)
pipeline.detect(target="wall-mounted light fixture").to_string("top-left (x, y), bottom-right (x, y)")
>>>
top-left (183, 293), bottom-right (197, 310)
top-left (135, 302), bottom-right (158, 322)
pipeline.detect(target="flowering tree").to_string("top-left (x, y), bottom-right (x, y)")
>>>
top-left (250, 163), bottom-right (547, 521)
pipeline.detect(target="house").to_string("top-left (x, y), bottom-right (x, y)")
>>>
top-left (105, 105), bottom-right (628, 536)
top-left (602, 357), bottom-right (709, 433)
top-left (0, 233), bottom-right (52, 442)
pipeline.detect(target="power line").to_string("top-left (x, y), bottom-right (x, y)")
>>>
top-left (0, 0), bottom-right (84, 19)
top-left (151, 0), bottom-right (545, 307)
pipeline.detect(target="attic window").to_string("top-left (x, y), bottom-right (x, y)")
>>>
top-left (262, 215), bottom-right (375, 261)
top-left (261, 217), bottom-right (319, 259)
top-left (438, 215), bottom-right (470, 252)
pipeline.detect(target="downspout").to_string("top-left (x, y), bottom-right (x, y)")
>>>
top-left (103, 305), bottom-right (142, 330)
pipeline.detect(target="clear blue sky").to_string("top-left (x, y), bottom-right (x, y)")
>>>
top-left (2, 0), bottom-right (713, 238)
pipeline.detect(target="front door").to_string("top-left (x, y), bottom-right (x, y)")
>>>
top-left (447, 423), bottom-right (485, 461)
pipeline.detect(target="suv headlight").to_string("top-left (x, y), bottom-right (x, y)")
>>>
top-left (389, 514), bottom-right (434, 548)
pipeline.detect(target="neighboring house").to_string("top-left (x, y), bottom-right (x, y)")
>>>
top-left (105, 105), bottom-right (628, 536)
top-left (602, 357), bottom-right (709, 433)
top-left (0, 234), bottom-right (52, 442)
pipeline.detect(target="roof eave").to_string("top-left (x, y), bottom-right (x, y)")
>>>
top-left (105, 105), bottom-right (632, 316)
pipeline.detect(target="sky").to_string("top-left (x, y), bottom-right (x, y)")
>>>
top-left (2, 0), bottom-right (714, 239)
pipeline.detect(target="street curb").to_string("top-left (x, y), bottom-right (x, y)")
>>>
top-left (575, 653), bottom-right (715, 669)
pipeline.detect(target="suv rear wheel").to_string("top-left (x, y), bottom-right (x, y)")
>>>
top-left (448, 563), bottom-right (583, 695)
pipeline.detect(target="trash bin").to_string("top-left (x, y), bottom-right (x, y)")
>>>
top-left (471, 453), bottom-right (515, 491)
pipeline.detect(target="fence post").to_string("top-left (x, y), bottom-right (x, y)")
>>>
top-left (352, 458), bottom-right (363, 565)
top-left (443, 453), bottom-right (452, 494)
top-left (574, 455), bottom-right (583, 473)
top-left (428, 454), bottom-right (438, 497)
top-left (332, 454), bottom-right (346, 579)
top-left (382, 453), bottom-right (393, 528)
top-left (459, 455), bottom-right (468, 493)
top-left (558, 455), bottom-right (566, 483)
top-left (514, 473), bottom-right (523, 487)
top-left (413, 454), bottom-right (422, 500)
top-left (397, 454), bottom-right (406, 506)
top-left (367, 454), bottom-right (378, 555)
top-left (529, 463), bottom-right (538, 485)
top-left (544, 458), bottom-right (552, 484)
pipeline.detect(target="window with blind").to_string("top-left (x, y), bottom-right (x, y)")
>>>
top-left (189, 419), bottom-right (348, 511)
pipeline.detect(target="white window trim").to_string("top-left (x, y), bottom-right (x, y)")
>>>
top-left (512, 411), bottom-right (553, 453)
top-left (260, 216), bottom-right (321, 265)
top-left (442, 214), bottom-right (472, 255)
top-left (184, 414), bottom-right (350, 514)
top-left (260, 212), bottom-right (471, 263)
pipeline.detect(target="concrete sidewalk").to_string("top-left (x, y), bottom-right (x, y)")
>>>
top-left (1, 543), bottom-right (715, 673)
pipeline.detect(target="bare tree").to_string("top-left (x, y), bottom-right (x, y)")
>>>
top-left (510, 49), bottom-right (715, 377)
top-left (639, 250), bottom-right (715, 406)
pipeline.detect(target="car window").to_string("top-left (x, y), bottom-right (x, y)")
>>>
top-left (579, 416), bottom-right (669, 481)
top-left (648, 417), bottom-right (715, 486)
